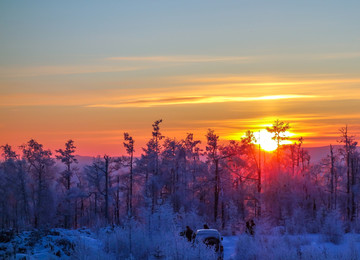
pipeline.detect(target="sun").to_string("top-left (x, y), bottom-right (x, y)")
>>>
top-left (253, 129), bottom-right (293, 152)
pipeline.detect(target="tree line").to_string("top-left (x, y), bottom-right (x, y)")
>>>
top-left (0, 120), bottom-right (359, 233)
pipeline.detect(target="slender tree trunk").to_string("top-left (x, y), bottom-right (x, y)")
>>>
top-left (335, 168), bottom-right (338, 210)
top-left (81, 198), bottom-right (84, 218)
top-left (351, 158), bottom-right (357, 221)
top-left (221, 201), bottom-right (225, 229)
top-left (14, 200), bottom-right (18, 231)
top-left (192, 157), bottom-right (196, 202)
top-left (74, 199), bottom-right (78, 229)
top-left (116, 175), bottom-right (120, 225)
top-left (257, 142), bottom-right (261, 217)
top-left (330, 145), bottom-right (335, 210)
top-left (214, 159), bottom-right (219, 222)
top-left (277, 139), bottom-right (280, 172)
top-left (129, 152), bottom-right (133, 218)
top-left (67, 164), bottom-right (71, 190)
top-left (347, 148), bottom-right (351, 221)
top-left (94, 193), bottom-right (98, 218)
top-left (64, 164), bottom-right (70, 228)
top-left (171, 167), bottom-right (175, 208)
top-left (20, 173), bottom-right (29, 226)
top-left (36, 166), bottom-right (43, 228)
top-left (104, 156), bottom-right (109, 223)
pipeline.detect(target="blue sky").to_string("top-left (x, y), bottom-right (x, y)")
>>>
top-left (2, 1), bottom-right (359, 65)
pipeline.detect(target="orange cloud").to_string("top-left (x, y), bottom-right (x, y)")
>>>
top-left (86, 94), bottom-right (320, 108)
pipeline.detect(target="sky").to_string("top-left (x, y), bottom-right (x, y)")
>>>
top-left (1, 0), bottom-right (360, 156)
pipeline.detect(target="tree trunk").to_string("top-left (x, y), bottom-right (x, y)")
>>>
top-left (129, 152), bottom-right (133, 218)
top-left (74, 198), bottom-right (78, 229)
top-left (36, 166), bottom-right (43, 228)
top-left (330, 145), bottom-right (335, 210)
top-left (257, 142), bottom-right (262, 217)
top-left (20, 172), bottom-right (29, 226)
top-left (347, 146), bottom-right (351, 221)
top-left (214, 159), bottom-right (219, 222)
top-left (116, 175), bottom-right (120, 225)
top-left (104, 156), bottom-right (109, 223)
top-left (330, 145), bottom-right (335, 209)
top-left (351, 158), bottom-right (357, 221)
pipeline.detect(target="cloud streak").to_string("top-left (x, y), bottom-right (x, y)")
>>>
top-left (106, 52), bottom-right (360, 64)
top-left (87, 94), bottom-right (320, 108)
top-left (107, 55), bottom-right (251, 63)
top-left (0, 65), bottom-right (144, 78)
top-left (3, 52), bottom-right (360, 78)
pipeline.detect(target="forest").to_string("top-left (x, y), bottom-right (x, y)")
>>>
top-left (0, 119), bottom-right (359, 259)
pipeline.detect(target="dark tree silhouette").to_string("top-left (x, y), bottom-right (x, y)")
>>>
top-left (124, 132), bottom-right (135, 218)
top-left (266, 120), bottom-right (290, 170)
top-left (20, 139), bottom-right (55, 228)
top-left (56, 140), bottom-right (78, 228)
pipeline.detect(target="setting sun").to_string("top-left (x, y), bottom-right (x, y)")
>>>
top-left (253, 129), bottom-right (293, 152)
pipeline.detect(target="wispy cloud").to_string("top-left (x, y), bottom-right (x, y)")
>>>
top-left (3, 52), bottom-right (359, 78)
top-left (313, 52), bottom-right (360, 60)
top-left (107, 55), bottom-right (250, 63)
top-left (0, 65), bottom-right (144, 78)
top-left (87, 94), bottom-right (320, 108)
top-left (107, 52), bottom-right (360, 64)
top-left (179, 75), bottom-right (360, 86)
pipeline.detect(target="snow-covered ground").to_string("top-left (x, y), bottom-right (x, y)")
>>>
top-left (0, 228), bottom-right (100, 259)
top-left (221, 233), bottom-right (360, 260)
top-left (234, 233), bottom-right (360, 260)
top-left (222, 236), bottom-right (238, 260)
top-left (3, 228), bottom-right (360, 259)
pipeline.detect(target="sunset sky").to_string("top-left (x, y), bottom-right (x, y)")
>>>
top-left (1, 1), bottom-right (360, 156)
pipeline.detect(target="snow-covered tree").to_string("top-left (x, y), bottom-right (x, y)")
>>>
top-left (20, 139), bottom-right (55, 228)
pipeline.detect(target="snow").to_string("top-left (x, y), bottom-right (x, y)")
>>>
top-left (232, 233), bottom-right (360, 260)
top-left (0, 228), bottom-right (102, 260)
top-left (222, 236), bottom-right (238, 260)
top-left (3, 228), bottom-right (360, 259)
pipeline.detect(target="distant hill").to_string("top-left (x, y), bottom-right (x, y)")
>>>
top-left (306, 145), bottom-right (340, 163)
top-left (74, 155), bottom-right (96, 167)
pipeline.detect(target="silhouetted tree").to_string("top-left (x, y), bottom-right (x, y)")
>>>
top-left (123, 133), bottom-right (135, 218)
top-left (183, 133), bottom-right (202, 207)
top-left (56, 140), bottom-right (78, 228)
top-left (241, 130), bottom-right (262, 217)
top-left (266, 120), bottom-right (290, 170)
top-left (338, 126), bottom-right (358, 221)
top-left (20, 139), bottom-right (55, 228)
top-left (0, 145), bottom-right (30, 229)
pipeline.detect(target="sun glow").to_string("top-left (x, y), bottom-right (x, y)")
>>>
top-left (253, 129), bottom-right (293, 152)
